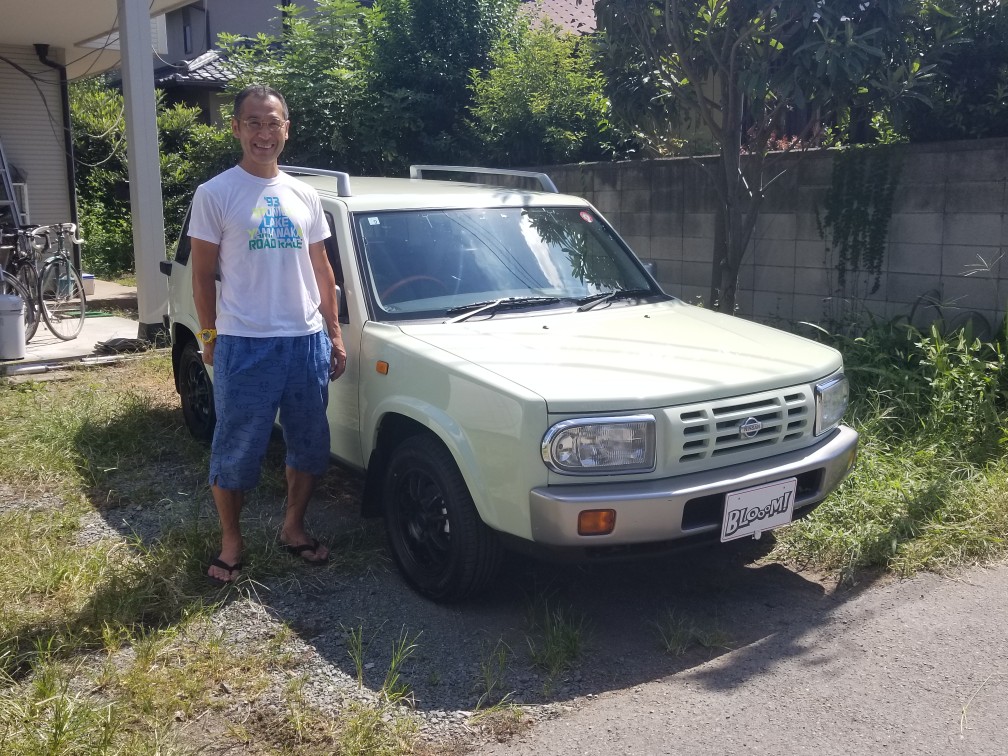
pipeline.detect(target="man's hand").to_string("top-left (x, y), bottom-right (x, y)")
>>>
top-left (330, 337), bottom-right (347, 380)
top-left (201, 340), bottom-right (215, 366)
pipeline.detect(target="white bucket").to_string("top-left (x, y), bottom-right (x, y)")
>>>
top-left (0, 293), bottom-right (26, 361)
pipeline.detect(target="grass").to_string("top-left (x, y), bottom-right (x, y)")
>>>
top-left (653, 608), bottom-right (732, 656)
top-left (772, 320), bottom-right (1008, 580)
top-left (475, 638), bottom-right (512, 709)
top-left (525, 596), bottom-right (587, 686)
top-left (0, 354), bottom-right (418, 753)
top-left (3, 321), bottom-right (1008, 750)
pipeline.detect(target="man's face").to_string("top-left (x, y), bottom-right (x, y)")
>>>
top-left (232, 94), bottom-right (289, 171)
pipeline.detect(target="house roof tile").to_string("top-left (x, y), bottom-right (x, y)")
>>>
top-left (154, 50), bottom-right (234, 90)
top-left (521, 0), bottom-right (596, 35)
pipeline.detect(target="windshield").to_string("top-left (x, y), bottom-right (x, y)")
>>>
top-left (352, 206), bottom-right (660, 320)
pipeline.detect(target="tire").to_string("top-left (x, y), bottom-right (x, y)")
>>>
top-left (0, 272), bottom-right (38, 343)
top-left (179, 339), bottom-right (216, 441)
top-left (39, 257), bottom-right (86, 340)
top-left (383, 434), bottom-right (503, 602)
top-left (12, 261), bottom-right (39, 342)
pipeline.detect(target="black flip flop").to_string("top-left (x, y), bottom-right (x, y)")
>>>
top-left (282, 538), bottom-right (329, 566)
top-left (206, 556), bottom-right (243, 586)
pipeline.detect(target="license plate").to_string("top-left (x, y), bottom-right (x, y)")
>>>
top-left (720, 478), bottom-right (797, 542)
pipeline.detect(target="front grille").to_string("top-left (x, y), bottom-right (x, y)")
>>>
top-left (674, 386), bottom-right (813, 464)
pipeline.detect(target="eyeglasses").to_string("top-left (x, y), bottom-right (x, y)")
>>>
top-left (239, 118), bottom-right (287, 133)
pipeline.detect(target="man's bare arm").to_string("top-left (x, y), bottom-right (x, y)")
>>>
top-left (191, 237), bottom-right (221, 365)
top-left (309, 241), bottom-right (347, 380)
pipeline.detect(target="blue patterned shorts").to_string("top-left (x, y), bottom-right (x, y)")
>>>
top-left (209, 332), bottom-right (331, 490)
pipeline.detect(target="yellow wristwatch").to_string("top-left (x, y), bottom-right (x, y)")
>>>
top-left (197, 328), bottom-right (217, 344)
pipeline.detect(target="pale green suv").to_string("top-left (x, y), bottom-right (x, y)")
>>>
top-left (161, 165), bottom-right (858, 601)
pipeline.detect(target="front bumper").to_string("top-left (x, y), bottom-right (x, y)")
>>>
top-left (528, 425), bottom-right (858, 546)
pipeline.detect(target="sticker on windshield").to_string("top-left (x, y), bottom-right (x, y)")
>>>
top-left (579, 211), bottom-right (594, 223)
top-left (367, 217), bottom-right (380, 226)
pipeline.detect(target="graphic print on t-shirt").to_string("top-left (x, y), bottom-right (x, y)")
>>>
top-left (248, 195), bottom-right (304, 250)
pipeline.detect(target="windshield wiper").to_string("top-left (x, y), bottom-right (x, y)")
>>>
top-left (446, 296), bottom-right (562, 323)
top-left (576, 287), bottom-right (653, 312)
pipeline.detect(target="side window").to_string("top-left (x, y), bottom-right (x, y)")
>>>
top-left (174, 207), bottom-right (192, 265)
top-left (324, 211), bottom-right (349, 323)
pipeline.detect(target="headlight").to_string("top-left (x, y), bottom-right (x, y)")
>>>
top-left (542, 415), bottom-right (656, 475)
top-left (815, 375), bottom-right (848, 436)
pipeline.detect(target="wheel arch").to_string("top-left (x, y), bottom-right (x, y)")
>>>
top-left (360, 407), bottom-right (488, 524)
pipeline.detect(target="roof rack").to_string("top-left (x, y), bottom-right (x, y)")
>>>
top-left (409, 165), bottom-right (559, 193)
top-left (279, 165), bottom-right (352, 197)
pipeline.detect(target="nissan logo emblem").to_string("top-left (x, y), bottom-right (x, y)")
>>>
top-left (739, 417), bottom-right (762, 439)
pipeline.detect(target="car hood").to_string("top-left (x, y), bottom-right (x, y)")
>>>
top-left (397, 300), bottom-right (843, 413)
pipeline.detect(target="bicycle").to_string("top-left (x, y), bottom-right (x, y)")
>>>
top-left (1, 225), bottom-right (42, 341)
top-left (30, 222), bottom-right (87, 341)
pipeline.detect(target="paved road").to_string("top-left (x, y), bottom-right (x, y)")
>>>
top-left (480, 563), bottom-right (1007, 756)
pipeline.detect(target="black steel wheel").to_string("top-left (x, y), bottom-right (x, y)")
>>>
top-left (383, 434), bottom-right (502, 602)
top-left (179, 338), bottom-right (216, 441)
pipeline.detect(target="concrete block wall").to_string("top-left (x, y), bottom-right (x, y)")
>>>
top-left (545, 138), bottom-right (1008, 332)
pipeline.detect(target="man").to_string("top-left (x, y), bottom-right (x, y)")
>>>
top-left (190, 83), bottom-right (347, 586)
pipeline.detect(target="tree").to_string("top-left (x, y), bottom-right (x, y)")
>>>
top-left (469, 18), bottom-right (630, 166)
top-left (221, 0), bottom-right (517, 172)
top-left (900, 1), bottom-right (1008, 141)
top-left (70, 76), bottom-right (231, 276)
top-left (220, 0), bottom-right (381, 171)
top-left (369, 0), bottom-right (517, 167)
top-left (596, 0), bottom-right (936, 314)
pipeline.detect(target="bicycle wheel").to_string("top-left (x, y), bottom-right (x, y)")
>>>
top-left (0, 270), bottom-right (39, 343)
top-left (12, 259), bottom-right (39, 341)
top-left (39, 257), bottom-right (86, 340)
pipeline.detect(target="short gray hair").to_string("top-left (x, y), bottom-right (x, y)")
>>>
top-left (233, 84), bottom-right (289, 119)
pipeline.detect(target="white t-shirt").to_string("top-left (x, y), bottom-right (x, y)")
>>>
top-left (188, 166), bottom-right (331, 337)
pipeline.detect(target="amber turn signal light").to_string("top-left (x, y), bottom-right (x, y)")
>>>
top-left (376, 361), bottom-right (389, 375)
top-left (578, 509), bottom-right (616, 536)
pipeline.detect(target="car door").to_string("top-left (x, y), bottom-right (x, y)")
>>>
top-left (321, 209), bottom-right (363, 469)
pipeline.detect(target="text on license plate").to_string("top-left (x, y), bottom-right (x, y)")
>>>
top-left (720, 478), bottom-right (797, 542)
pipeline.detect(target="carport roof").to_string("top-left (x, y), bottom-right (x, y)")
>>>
top-left (0, 0), bottom-right (192, 79)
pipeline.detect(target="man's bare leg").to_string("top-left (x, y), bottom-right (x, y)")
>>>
top-left (280, 465), bottom-right (330, 561)
top-left (209, 485), bottom-right (244, 582)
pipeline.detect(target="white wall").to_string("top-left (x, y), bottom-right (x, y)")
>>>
top-left (0, 44), bottom-right (72, 226)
